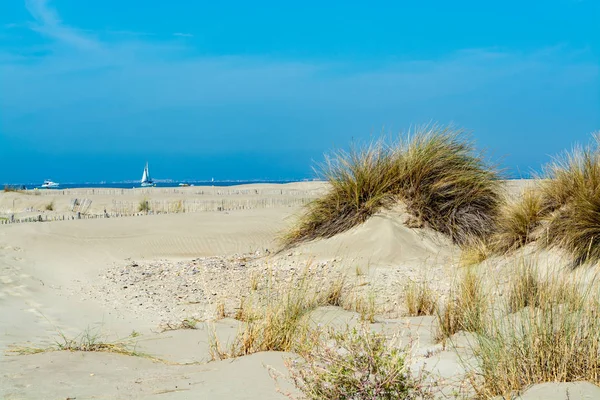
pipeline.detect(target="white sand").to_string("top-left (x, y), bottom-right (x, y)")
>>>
top-left (1, 181), bottom-right (596, 399)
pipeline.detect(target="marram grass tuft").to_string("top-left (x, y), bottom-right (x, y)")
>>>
top-left (283, 125), bottom-right (502, 248)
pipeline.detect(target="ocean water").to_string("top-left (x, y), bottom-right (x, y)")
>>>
top-left (7, 180), bottom-right (306, 190)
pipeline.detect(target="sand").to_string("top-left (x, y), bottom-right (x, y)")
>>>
top-left (1, 181), bottom-right (597, 399)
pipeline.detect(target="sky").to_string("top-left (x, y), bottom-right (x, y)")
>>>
top-left (0, 0), bottom-right (598, 183)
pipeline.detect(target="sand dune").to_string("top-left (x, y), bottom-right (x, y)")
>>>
top-left (1, 181), bottom-right (597, 399)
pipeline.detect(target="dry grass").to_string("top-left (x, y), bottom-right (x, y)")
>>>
top-left (4, 185), bottom-right (20, 192)
top-left (283, 124), bottom-right (502, 248)
top-left (394, 125), bottom-right (502, 245)
top-left (213, 272), bottom-right (321, 359)
top-left (538, 133), bottom-right (600, 266)
top-left (460, 238), bottom-right (492, 266)
top-left (211, 271), bottom-right (380, 360)
top-left (472, 262), bottom-right (600, 398)
top-left (249, 271), bottom-right (260, 291)
top-left (436, 267), bottom-right (486, 340)
top-left (216, 302), bottom-right (226, 319)
top-left (321, 274), bottom-right (346, 307)
top-left (352, 292), bottom-right (377, 323)
top-left (405, 280), bottom-right (437, 316)
top-left (492, 188), bottom-right (543, 253)
top-left (506, 261), bottom-right (583, 314)
top-left (283, 140), bottom-right (399, 245)
top-left (287, 325), bottom-right (428, 399)
top-left (9, 328), bottom-right (155, 360)
top-left (138, 198), bottom-right (151, 212)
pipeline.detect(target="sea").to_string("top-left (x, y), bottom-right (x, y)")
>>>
top-left (5, 180), bottom-right (309, 190)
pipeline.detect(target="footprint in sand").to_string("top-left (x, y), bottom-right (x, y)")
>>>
top-left (4, 246), bottom-right (23, 252)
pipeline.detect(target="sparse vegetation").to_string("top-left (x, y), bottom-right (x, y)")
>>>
top-left (9, 327), bottom-right (155, 360)
top-left (492, 188), bottom-right (543, 253)
top-left (45, 201), bottom-right (54, 211)
top-left (405, 280), bottom-right (437, 316)
top-left (436, 267), bottom-right (486, 340)
top-left (172, 199), bottom-right (184, 213)
top-left (321, 274), bottom-right (346, 307)
top-left (287, 326), bottom-right (427, 400)
top-left (4, 185), bottom-right (19, 192)
top-left (472, 263), bottom-right (600, 398)
top-left (216, 302), bottom-right (226, 319)
top-left (138, 198), bottom-right (151, 212)
top-left (353, 292), bottom-right (377, 323)
top-left (460, 238), bottom-right (492, 266)
top-left (249, 271), bottom-right (260, 291)
top-left (283, 125), bottom-right (502, 248)
top-left (211, 271), bottom-right (380, 360)
top-left (213, 272), bottom-right (322, 359)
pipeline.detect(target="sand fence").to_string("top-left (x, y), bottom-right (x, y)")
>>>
top-left (0, 186), bottom-right (323, 225)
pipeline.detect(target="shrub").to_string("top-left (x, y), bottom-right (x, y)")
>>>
top-left (283, 125), bottom-right (502, 248)
top-left (45, 201), bottom-right (54, 211)
top-left (287, 326), bottom-right (426, 400)
top-left (492, 188), bottom-right (543, 253)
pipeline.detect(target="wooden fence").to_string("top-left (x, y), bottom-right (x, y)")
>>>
top-left (0, 196), bottom-right (315, 225)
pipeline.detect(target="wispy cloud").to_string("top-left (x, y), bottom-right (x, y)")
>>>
top-left (24, 0), bottom-right (100, 50)
top-left (173, 32), bottom-right (193, 38)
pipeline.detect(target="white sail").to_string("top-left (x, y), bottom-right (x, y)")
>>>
top-left (140, 162), bottom-right (155, 186)
top-left (141, 163), bottom-right (150, 183)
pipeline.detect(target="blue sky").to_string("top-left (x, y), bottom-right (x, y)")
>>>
top-left (0, 0), bottom-right (598, 182)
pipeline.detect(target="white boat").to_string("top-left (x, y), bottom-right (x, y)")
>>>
top-left (140, 162), bottom-right (155, 187)
top-left (41, 180), bottom-right (59, 189)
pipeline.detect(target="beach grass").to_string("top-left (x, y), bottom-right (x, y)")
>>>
top-left (459, 238), bottom-right (492, 266)
top-left (138, 198), bottom-right (151, 212)
top-left (471, 262), bottom-right (600, 398)
top-left (283, 124), bottom-right (502, 248)
top-left (211, 271), bottom-right (321, 359)
top-left (405, 280), bottom-right (437, 316)
top-left (537, 133), bottom-right (600, 266)
top-left (491, 188), bottom-right (543, 253)
top-left (283, 139), bottom-right (399, 246)
top-left (436, 267), bottom-right (486, 340)
top-left (8, 327), bottom-right (158, 361)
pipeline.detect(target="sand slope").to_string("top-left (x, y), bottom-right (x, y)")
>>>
top-left (2, 181), bottom-right (598, 399)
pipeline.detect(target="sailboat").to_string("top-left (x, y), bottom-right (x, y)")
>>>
top-left (140, 162), bottom-right (155, 187)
